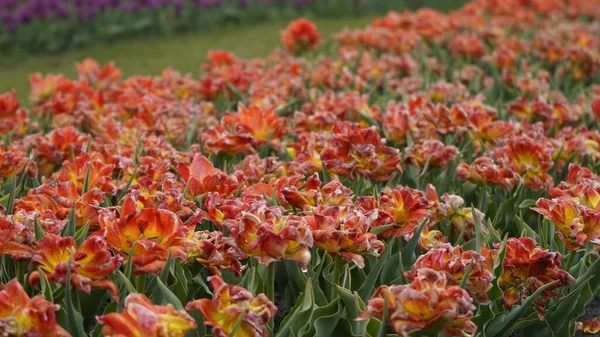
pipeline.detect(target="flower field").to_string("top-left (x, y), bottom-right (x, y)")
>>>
top-left (2, 0), bottom-right (600, 336)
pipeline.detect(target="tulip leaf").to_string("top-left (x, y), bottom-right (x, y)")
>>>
top-left (473, 304), bottom-right (496, 328)
top-left (518, 199), bottom-right (536, 209)
top-left (484, 280), bottom-right (558, 337)
top-left (37, 267), bottom-right (53, 302)
top-left (401, 217), bottom-right (428, 266)
top-left (515, 215), bottom-right (540, 242)
top-left (116, 270), bottom-right (137, 294)
top-left (117, 165), bottom-right (138, 201)
top-left (544, 280), bottom-right (593, 337)
top-left (91, 302), bottom-right (117, 337)
top-left (61, 203), bottom-right (77, 237)
top-left (82, 163), bottom-right (92, 194)
top-left (159, 250), bottom-right (173, 284)
top-left (471, 206), bottom-right (485, 252)
top-left (228, 309), bottom-right (246, 337)
top-left (73, 222), bottom-right (90, 247)
top-left (4, 175), bottom-right (16, 215)
top-left (336, 285), bottom-right (365, 321)
top-left (370, 224), bottom-right (394, 236)
top-left (63, 261), bottom-right (87, 337)
top-left (459, 260), bottom-right (474, 289)
top-left (311, 298), bottom-right (342, 337)
top-left (124, 242), bottom-right (136, 281)
top-left (375, 296), bottom-right (389, 337)
top-left (358, 241), bottom-right (393, 301)
top-left (34, 216), bottom-right (45, 240)
top-left (276, 278), bottom-right (315, 337)
top-left (156, 277), bottom-right (185, 310)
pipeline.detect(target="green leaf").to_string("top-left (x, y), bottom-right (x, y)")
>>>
top-left (358, 241), bottom-right (393, 301)
top-left (228, 309), bottom-right (246, 337)
top-left (82, 163), bottom-right (92, 194)
top-left (159, 250), bottom-right (173, 284)
top-left (156, 277), bottom-right (185, 310)
top-left (545, 281), bottom-right (593, 336)
top-left (493, 235), bottom-right (508, 278)
top-left (117, 165), bottom-right (138, 201)
top-left (401, 218), bottom-right (428, 265)
top-left (518, 199), bottom-right (536, 209)
top-left (64, 261), bottom-right (86, 337)
top-left (124, 242), bottom-right (136, 281)
top-left (484, 281), bottom-right (558, 337)
top-left (336, 286), bottom-right (367, 336)
top-left (61, 203), bottom-right (77, 237)
top-left (4, 175), bottom-right (16, 215)
top-left (34, 217), bottom-right (45, 240)
top-left (515, 215), bottom-right (540, 242)
top-left (312, 298), bottom-right (342, 337)
top-left (116, 270), bottom-right (137, 294)
top-left (471, 205), bottom-right (484, 252)
top-left (459, 260), bottom-right (474, 289)
top-left (375, 296), bottom-right (389, 337)
top-left (73, 222), bottom-right (90, 247)
top-left (37, 267), bottom-right (53, 302)
top-left (275, 278), bottom-right (315, 337)
top-left (370, 224), bottom-right (394, 236)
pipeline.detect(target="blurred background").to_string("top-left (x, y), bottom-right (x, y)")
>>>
top-left (0, 0), bottom-right (466, 100)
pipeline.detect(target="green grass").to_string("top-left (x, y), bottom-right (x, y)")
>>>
top-left (0, 16), bottom-right (375, 102)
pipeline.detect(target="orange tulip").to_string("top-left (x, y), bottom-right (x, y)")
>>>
top-left (15, 182), bottom-right (104, 228)
top-left (404, 139), bottom-right (459, 169)
top-left (186, 276), bottom-right (277, 337)
top-left (0, 146), bottom-right (36, 181)
top-left (222, 104), bottom-right (287, 149)
top-left (533, 197), bottom-right (600, 250)
top-left (98, 293), bottom-right (196, 337)
top-left (0, 279), bottom-right (70, 337)
top-left (306, 205), bottom-right (385, 268)
top-left (29, 234), bottom-right (120, 301)
top-left (494, 237), bottom-right (575, 318)
top-left (493, 135), bottom-right (554, 190)
top-left (99, 197), bottom-right (190, 274)
top-left (186, 231), bottom-right (246, 277)
top-left (406, 246), bottom-right (494, 303)
top-left (358, 268), bottom-right (477, 337)
top-left (549, 164), bottom-right (600, 209)
top-left (577, 318), bottom-right (600, 334)
top-left (376, 186), bottom-right (433, 238)
top-left (280, 18), bottom-right (321, 54)
top-left (0, 216), bottom-right (34, 259)
top-left (54, 153), bottom-right (116, 194)
top-left (223, 203), bottom-right (313, 270)
top-left (457, 156), bottom-right (521, 190)
top-left (176, 153), bottom-right (242, 198)
top-left (77, 58), bottom-right (121, 90)
top-left (321, 122), bottom-right (402, 181)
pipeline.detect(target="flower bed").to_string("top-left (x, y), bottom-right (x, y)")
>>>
top-left (2, 0), bottom-right (600, 336)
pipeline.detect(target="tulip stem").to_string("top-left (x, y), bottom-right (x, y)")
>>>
top-left (564, 250), bottom-right (575, 272)
top-left (136, 275), bottom-right (146, 294)
top-left (266, 263), bottom-right (276, 302)
top-left (266, 263), bottom-right (276, 332)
